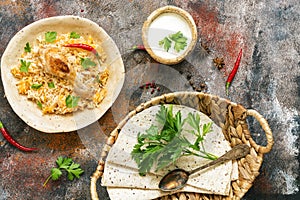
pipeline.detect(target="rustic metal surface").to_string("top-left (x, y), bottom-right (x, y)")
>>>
top-left (0, 0), bottom-right (299, 199)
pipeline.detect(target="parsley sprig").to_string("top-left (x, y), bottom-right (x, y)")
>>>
top-left (20, 59), bottom-right (31, 73)
top-left (43, 156), bottom-right (84, 187)
top-left (45, 31), bottom-right (57, 43)
top-left (65, 95), bottom-right (80, 108)
top-left (131, 105), bottom-right (217, 175)
top-left (70, 31), bottom-right (80, 39)
top-left (159, 31), bottom-right (188, 52)
top-left (24, 42), bottom-right (31, 53)
top-left (80, 57), bottom-right (96, 69)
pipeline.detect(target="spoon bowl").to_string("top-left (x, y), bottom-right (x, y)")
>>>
top-left (158, 144), bottom-right (251, 191)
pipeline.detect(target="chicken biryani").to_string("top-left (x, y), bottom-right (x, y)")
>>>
top-left (10, 31), bottom-right (109, 115)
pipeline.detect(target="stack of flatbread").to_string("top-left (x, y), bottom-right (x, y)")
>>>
top-left (102, 104), bottom-right (238, 200)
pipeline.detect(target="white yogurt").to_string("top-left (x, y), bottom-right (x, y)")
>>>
top-left (147, 13), bottom-right (192, 60)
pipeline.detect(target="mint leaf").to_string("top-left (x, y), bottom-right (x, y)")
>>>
top-left (45, 31), bottom-right (57, 43)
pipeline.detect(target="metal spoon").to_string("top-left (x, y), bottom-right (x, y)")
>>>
top-left (158, 144), bottom-right (250, 191)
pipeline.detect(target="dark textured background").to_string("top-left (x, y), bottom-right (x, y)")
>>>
top-left (0, 0), bottom-right (299, 199)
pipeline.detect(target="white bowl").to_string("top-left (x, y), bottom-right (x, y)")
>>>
top-left (142, 6), bottom-right (197, 65)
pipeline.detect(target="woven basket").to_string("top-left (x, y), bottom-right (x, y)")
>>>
top-left (90, 92), bottom-right (274, 200)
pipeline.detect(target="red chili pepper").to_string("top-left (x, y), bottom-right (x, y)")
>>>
top-left (131, 44), bottom-right (146, 51)
top-left (0, 120), bottom-right (38, 152)
top-left (64, 43), bottom-right (101, 63)
top-left (225, 49), bottom-right (243, 95)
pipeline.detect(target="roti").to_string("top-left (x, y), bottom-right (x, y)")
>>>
top-left (1, 16), bottom-right (125, 133)
top-left (102, 104), bottom-right (238, 199)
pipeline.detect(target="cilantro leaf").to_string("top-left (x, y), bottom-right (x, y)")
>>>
top-left (169, 31), bottom-right (184, 41)
top-left (159, 37), bottom-right (172, 52)
top-left (43, 156), bottom-right (84, 187)
top-left (131, 104), bottom-right (217, 175)
top-left (70, 31), bottom-right (80, 39)
top-left (66, 162), bottom-right (84, 180)
top-left (80, 57), bottom-right (96, 69)
top-left (174, 40), bottom-right (187, 52)
top-left (56, 156), bottom-right (72, 169)
top-left (37, 101), bottom-right (42, 109)
top-left (159, 31), bottom-right (188, 52)
top-left (24, 42), bottom-right (31, 53)
top-left (45, 31), bottom-right (57, 43)
top-left (20, 59), bottom-right (31, 73)
top-left (31, 83), bottom-right (43, 90)
top-left (65, 95), bottom-right (80, 108)
top-left (50, 168), bottom-right (62, 180)
top-left (48, 82), bottom-right (55, 88)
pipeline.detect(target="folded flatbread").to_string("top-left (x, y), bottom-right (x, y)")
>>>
top-left (102, 104), bottom-right (238, 200)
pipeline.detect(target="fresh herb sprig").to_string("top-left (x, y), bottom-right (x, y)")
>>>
top-left (24, 42), bottom-right (31, 53)
top-left (43, 156), bottom-right (84, 187)
top-left (65, 95), bottom-right (80, 108)
top-left (70, 31), bottom-right (80, 39)
top-left (20, 59), bottom-right (31, 73)
top-left (80, 57), bottom-right (96, 69)
top-left (31, 83), bottom-right (43, 90)
top-left (45, 31), bottom-right (57, 43)
top-left (131, 105), bottom-right (217, 175)
top-left (159, 31), bottom-right (188, 52)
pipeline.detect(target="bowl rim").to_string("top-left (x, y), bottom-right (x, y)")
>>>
top-left (142, 6), bottom-right (198, 65)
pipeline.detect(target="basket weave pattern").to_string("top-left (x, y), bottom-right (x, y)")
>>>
top-left (91, 92), bottom-right (274, 200)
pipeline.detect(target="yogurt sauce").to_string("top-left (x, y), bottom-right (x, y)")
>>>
top-left (147, 13), bottom-right (192, 60)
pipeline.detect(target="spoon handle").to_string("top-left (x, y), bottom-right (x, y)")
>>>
top-left (188, 144), bottom-right (250, 175)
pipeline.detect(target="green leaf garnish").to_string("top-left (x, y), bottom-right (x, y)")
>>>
top-left (70, 31), bottom-right (80, 39)
top-left (65, 95), bottom-right (80, 108)
top-left (45, 31), bottom-right (57, 43)
top-left (131, 105), bottom-right (217, 175)
top-left (31, 83), bottom-right (43, 90)
top-left (48, 82), bottom-right (55, 88)
top-left (24, 42), bottom-right (31, 53)
top-left (43, 156), bottom-right (84, 187)
top-left (20, 59), bottom-right (31, 73)
top-left (159, 37), bottom-right (172, 52)
top-left (159, 31), bottom-right (188, 52)
top-left (80, 57), bottom-right (96, 69)
top-left (37, 101), bottom-right (42, 109)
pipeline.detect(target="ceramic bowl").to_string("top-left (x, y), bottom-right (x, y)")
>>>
top-left (142, 6), bottom-right (197, 65)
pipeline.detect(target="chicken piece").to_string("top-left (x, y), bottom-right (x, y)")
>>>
top-left (41, 47), bottom-right (102, 99)
top-left (42, 48), bottom-right (76, 82)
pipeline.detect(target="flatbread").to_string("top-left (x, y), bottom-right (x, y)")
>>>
top-left (1, 16), bottom-right (125, 133)
top-left (103, 162), bottom-right (212, 192)
top-left (102, 104), bottom-right (237, 199)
